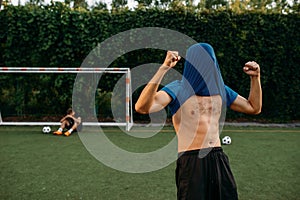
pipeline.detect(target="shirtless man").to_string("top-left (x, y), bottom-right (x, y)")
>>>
top-left (135, 43), bottom-right (262, 199)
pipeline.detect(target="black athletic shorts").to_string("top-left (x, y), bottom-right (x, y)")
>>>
top-left (176, 147), bottom-right (238, 200)
top-left (65, 118), bottom-right (75, 130)
top-left (65, 117), bottom-right (82, 131)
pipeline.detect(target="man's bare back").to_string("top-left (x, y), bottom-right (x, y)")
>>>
top-left (173, 95), bottom-right (222, 152)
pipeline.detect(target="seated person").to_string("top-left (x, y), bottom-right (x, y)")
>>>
top-left (53, 108), bottom-right (82, 136)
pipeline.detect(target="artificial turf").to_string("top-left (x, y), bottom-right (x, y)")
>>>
top-left (0, 126), bottom-right (299, 200)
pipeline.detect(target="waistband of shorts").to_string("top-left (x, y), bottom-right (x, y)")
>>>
top-left (178, 147), bottom-right (223, 157)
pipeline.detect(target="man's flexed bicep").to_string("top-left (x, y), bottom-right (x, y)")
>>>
top-left (230, 95), bottom-right (261, 115)
top-left (148, 91), bottom-right (172, 113)
top-left (135, 86), bottom-right (171, 114)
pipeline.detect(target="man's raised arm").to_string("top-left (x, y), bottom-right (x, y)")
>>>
top-left (230, 61), bottom-right (262, 115)
top-left (135, 51), bottom-right (180, 114)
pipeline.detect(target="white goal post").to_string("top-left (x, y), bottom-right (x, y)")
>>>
top-left (0, 67), bottom-right (133, 131)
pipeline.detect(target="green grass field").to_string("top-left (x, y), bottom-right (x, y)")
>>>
top-left (0, 126), bottom-right (299, 200)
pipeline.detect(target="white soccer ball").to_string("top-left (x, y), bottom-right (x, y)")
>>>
top-left (222, 136), bottom-right (231, 145)
top-left (42, 126), bottom-right (51, 134)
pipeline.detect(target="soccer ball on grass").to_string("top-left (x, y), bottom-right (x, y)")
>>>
top-left (222, 136), bottom-right (231, 145)
top-left (42, 126), bottom-right (51, 134)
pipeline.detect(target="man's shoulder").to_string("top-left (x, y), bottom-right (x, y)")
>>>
top-left (161, 80), bottom-right (182, 98)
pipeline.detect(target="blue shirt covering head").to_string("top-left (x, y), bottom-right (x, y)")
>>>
top-left (161, 43), bottom-right (238, 115)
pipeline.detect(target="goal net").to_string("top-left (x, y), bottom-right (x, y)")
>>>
top-left (0, 67), bottom-right (133, 131)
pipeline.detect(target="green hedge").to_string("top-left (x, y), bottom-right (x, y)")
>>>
top-left (0, 4), bottom-right (299, 122)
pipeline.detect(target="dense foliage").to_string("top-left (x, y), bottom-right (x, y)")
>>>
top-left (0, 4), bottom-right (299, 122)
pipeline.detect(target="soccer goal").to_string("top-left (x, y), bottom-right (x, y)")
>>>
top-left (0, 67), bottom-right (133, 131)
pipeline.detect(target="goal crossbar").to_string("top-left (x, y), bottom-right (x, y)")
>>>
top-left (0, 67), bottom-right (133, 131)
top-left (0, 67), bottom-right (129, 74)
